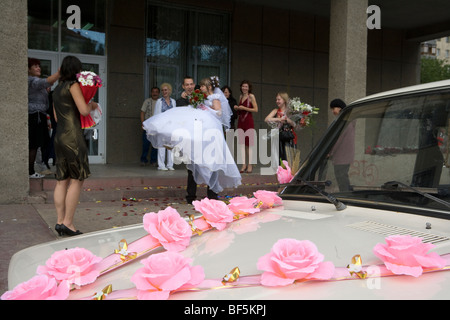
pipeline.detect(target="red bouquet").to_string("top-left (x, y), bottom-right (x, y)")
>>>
top-left (188, 89), bottom-right (207, 109)
top-left (76, 71), bottom-right (103, 128)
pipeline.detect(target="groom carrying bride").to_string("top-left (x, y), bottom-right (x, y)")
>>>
top-left (143, 76), bottom-right (241, 204)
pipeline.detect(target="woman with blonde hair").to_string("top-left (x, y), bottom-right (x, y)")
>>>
top-left (153, 83), bottom-right (176, 170)
top-left (265, 92), bottom-right (297, 162)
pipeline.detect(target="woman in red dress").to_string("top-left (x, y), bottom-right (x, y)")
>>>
top-left (234, 80), bottom-right (258, 173)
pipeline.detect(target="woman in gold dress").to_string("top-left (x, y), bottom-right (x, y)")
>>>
top-left (52, 56), bottom-right (98, 236)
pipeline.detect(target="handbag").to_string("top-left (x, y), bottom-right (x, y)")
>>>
top-left (279, 124), bottom-right (294, 142)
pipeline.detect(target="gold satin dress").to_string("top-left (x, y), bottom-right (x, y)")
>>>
top-left (52, 81), bottom-right (90, 181)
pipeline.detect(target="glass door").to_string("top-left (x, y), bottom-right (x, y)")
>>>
top-left (61, 53), bottom-right (106, 164)
top-left (75, 54), bottom-right (106, 164)
top-left (28, 50), bottom-right (107, 163)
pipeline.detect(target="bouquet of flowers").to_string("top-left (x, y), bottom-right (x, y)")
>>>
top-left (288, 97), bottom-right (319, 128)
top-left (188, 89), bottom-right (207, 109)
top-left (76, 71), bottom-right (103, 129)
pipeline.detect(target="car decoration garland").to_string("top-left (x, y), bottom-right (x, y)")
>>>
top-left (2, 190), bottom-right (450, 300)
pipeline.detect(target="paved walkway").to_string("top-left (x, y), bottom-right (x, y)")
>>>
top-left (0, 163), bottom-right (278, 295)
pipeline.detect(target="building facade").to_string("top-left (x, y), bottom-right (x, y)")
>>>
top-left (436, 37), bottom-right (450, 62)
top-left (2, 0), bottom-right (450, 203)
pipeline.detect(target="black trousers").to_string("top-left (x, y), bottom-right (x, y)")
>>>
top-left (186, 169), bottom-right (218, 203)
top-left (334, 164), bottom-right (351, 191)
top-left (29, 112), bottom-right (50, 175)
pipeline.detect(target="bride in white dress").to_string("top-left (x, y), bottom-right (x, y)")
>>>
top-left (143, 77), bottom-right (241, 194)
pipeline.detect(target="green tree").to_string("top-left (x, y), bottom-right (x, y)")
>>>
top-left (421, 57), bottom-right (450, 83)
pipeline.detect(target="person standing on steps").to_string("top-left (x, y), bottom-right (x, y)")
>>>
top-left (52, 56), bottom-right (99, 236)
top-left (235, 80), bottom-right (258, 173)
top-left (28, 57), bottom-right (59, 178)
top-left (265, 92), bottom-right (297, 162)
top-left (329, 98), bottom-right (355, 191)
top-left (154, 83), bottom-right (176, 171)
top-left (140, 86), bottom-right (160, 167)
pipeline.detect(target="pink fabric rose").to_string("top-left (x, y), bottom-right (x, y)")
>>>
top-left (277, 160), bottom-right (294, 184)
top-left (1, 275), bottom-right (70, 300)
top-left (228, 196), bottom-right (260, 216)
top-left (257, 238), bottom-right (335, 286)
top-left (143, 207), bottom-right (191, 252)
top-left (37, 247), bottom-right (102, 286)
top-left (373, 235), bottom-right (446, 277)
top-left (253, 190), bottom-right (283, 209)
top-left (192, 198), bottom-right (234, 230)
top-left (131, 251), bottom-right (205, 300)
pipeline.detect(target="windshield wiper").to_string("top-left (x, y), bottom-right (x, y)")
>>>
top-left (290, 177), bottom-right (347, 211)
top-left (381, 181), bottom-right (450, 209)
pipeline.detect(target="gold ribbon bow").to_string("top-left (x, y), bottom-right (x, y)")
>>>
top-left (222, 267), bottom-right (241, 284)
top-left (233, 201), bottom-right (264, 220)
top-left (188, 214), bottom-right (203, 236)
top-left (114, 239), bottom-right (137, 262)
top-left (233, 211), bottom-right (248, 220)
top-left (92, 285), bottom-right (113, 300)
top-left (347, 254), bottom-right (367, 279)
top-left (255, 201), bottom-right (264, 209)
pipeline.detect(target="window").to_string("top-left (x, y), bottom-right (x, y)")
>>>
top-left (311, 92), bottom-right (450, 190)
top-left (28, 0), bottom-right (59, 51)
top-left (61, 0), bottom-right (106, 55)
top-left (27, 0), bottom-right (106, 56)
top-left (285, 88), bottom-right (450, 213)
top-left (146, 4), bottom-right (230, 96)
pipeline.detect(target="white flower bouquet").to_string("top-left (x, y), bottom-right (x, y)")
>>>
top-left (288, 97), bottom-right (319, 128)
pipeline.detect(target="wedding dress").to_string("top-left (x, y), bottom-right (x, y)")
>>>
top-left (143, 88), bottom-right (241, 193)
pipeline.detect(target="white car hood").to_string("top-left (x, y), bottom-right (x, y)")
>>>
top-left (7, 200), bottom-right (450, 300)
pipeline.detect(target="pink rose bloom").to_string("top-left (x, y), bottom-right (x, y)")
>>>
top-left (253, 190), bottom-right (283, 209)
top-left (143, 207), bottom-right (191, 252)
top-left (37, 247), bottom-right (102, 286)
top-left (373, 235), bottom-right (446, 277)
top-left (277, 160), bottom-right (294, 184)
top-left (228, 196), bottom-right (260, 216)
top-left (192, 198), bottom-right (234, 231)
top-left (1, 275), bottom-right (70, 300)
top-left (257, 238), bottom-right (335, 286)
top-left (131, 251), bottom-right (205, 300)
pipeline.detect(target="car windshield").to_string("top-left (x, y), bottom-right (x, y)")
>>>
top-left (282, 88), bottom-right (450, 217)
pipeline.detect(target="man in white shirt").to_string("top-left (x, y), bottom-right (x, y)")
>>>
top-left (140, 87), bottom-right (160, 166)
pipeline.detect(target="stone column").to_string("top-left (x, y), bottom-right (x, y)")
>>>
top-left (106, 0), bottom-right (146, 163)
top-left (0, 0), bottom-right (29, 203)
top-left (328, 0), bottom-right (368, 123)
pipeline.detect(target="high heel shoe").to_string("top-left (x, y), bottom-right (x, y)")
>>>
top-left (240, 166), bottom-right (247, 173)
top-left (61, 224), bottom-right (83, 237)
top-left (55, 224), bottom-right (63, 236)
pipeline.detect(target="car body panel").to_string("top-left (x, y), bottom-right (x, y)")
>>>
top-left (8, 200), bottom-right (450, 300)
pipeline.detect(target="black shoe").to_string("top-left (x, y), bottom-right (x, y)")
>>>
top-left (186, 195), bottom-right (197, 205)
top-left (61, 224), bottom-right (83, 236)
top-left (207, 188), bottom-right (219, 200)
top-left (55, 224), bottom-right (63, 236)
